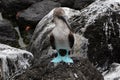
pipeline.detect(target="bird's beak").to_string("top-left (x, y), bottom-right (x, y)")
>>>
top-left (60, 15), bottom-right (72, 30)
top-left (61, 15), bottom-right (68, 22)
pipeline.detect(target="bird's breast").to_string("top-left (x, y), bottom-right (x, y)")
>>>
top-left (52, 28), bottom-right (70, 50)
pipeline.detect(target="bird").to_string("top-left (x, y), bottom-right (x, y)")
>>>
top-left (50, 8), bottom-right (74, 63)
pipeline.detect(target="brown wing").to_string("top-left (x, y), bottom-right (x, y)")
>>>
top-left (50, 33), bottom-right (56, 49)
top-left (68, 32), bottom-right (74, 48)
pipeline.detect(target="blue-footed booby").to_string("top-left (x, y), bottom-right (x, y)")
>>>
top-left (50, 8), bottom-right (74, 63)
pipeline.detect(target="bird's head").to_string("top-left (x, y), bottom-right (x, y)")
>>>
top-left (52, 8), bottom-right (73, 32)
top-left (53, 8), bottom-right (65, 18)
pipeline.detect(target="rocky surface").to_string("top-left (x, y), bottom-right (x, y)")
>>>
top-left (0, 1), bottom-right (2, 12)
top-left (73, 0), bottom-right (95, 10)
top-left (1, 0), bottom-right (42, 23)
top-left (50, 0), bottom-right (95, 10)
top-left (0, 19), bottom-right (19, 47)
top-left (16, 57), bottom-right (103, 80)
top-left (55, 0), bottom-right (74, 8)
top-left (0, 43), bottom-right (33, 80)
top-left (1, 0), bottom-right (42, 14)
top-left (1, 0), bottom-right (36, 10)
top-left (103, 63), bottom-right (120, 80)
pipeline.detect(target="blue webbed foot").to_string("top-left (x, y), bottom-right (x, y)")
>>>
top-left (62, 56), bottom-right (73, 63)
top-left (51, 49), bottom-right (73, 63)
top-left (51, 54), bottom-right (62, 63)
top-left (62, 50), bottom-right (73, 63)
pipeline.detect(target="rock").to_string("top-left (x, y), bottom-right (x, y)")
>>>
top-left (0, 63), bottom-right (1, 80)
top-left (1, 0), bottom-right (42, 14)
top-left (1, 0), bottom-right (42, 22)
top-left (17, 1), bottom-right (61, 44)
top-left (0, 1), bottom-right (2, 12)
top-left (73, 0), bottom-right (95, 10)
top-left (17, 1), bottom-right (61, 28)
top-left (70, 0), bottom-right (120, 69)
top-left (48, 0), bottom-right (93, 10)
top-left (43, 0), bottom-right (74, 8)
top-left (0, 43), bottom-right (33, 80)
top-left (0, 19), bottom-right (19, 47)
top-left (57, 0), bottom-right (74, 8)
top-left (103, 63), bottom-right (120, 80)
top-left (16, 56), bottom-right (103, 80)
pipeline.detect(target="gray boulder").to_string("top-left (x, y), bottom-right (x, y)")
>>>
top-left (70, 0), bottom-right (120, 70)
top-left (1, 0), bottom-right (42, 13)
top-left (56, 0), bottom-right (74, 8)
top-left (0, 43), bottom-right (33, 80)
top-left (104, 63), bottom-right (120, 80)
top-left (0, 19), bottom-right (19, 47)
top-left (1, 0), bottom-right (42, 22)
top-left (73, 0), bottom-right (95, 10)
